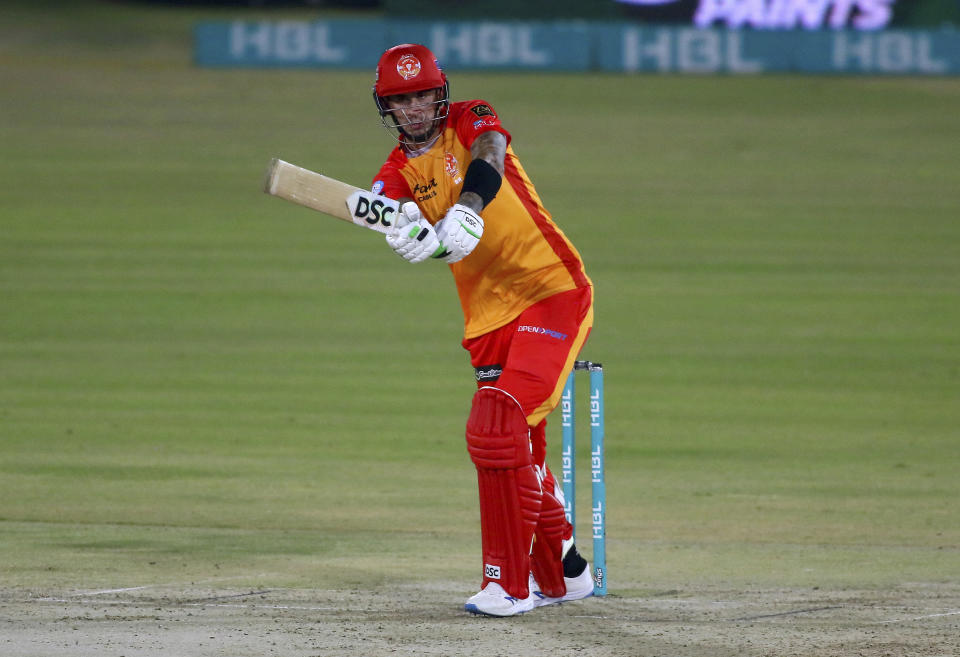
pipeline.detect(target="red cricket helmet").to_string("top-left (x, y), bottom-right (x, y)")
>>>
top-left (373, 44), bottom-right (450, 142)
top-left (374, 43), bottom-right (447, 98)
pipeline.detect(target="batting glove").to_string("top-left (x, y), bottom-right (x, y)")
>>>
top-left (434, 204), bottom-right (484, 264)
top-left (385, 202), bottom-right (444, 264)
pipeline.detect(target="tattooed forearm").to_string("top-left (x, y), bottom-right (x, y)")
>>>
top-left (470, 131), bottom-right (506, 176)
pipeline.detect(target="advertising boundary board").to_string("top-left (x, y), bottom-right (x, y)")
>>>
top-left (195, 20), bottom-right (960, 75)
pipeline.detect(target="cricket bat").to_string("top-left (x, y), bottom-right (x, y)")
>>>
top-left (262, 158), bottom-right (401, 235)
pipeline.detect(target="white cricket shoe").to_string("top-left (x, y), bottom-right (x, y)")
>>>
top-left (464, 582), bottom-right (535, 617)
top-left (560, 564), bottom-right (595, 601)
top-left (530, 566), bottom-right (596, 608)
top-left (529, 574), bottom-right (562, 608)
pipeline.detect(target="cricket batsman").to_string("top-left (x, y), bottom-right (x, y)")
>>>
top-left (371, 44), bottom-right (596, 616)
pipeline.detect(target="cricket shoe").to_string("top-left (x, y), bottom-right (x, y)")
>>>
top-left (530, 567), bottom-right (595, 608)
top-left (560, 539), bottom-right (596, 602)
top-left (529, 574), bottom-right (562, 608)
top-left (530, 541), bottom-right (595, 608)
top-left (560, 563), bottom-right (596, 602)
top-left (464, 582), bottom-right (535, 617)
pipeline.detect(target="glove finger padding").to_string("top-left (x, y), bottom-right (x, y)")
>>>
top-left (395, 201), bottom-right (421, 229)
top-left (386, 217), bottom-right (443, 264)
top-left (435, 204), bottom-right (484, 264)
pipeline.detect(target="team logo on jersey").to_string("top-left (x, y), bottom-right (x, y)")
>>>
top-left (444, 152), bottom-right (462, 184)
top-left (371, 180), bottom-right (384, 194)
top-left (396, 54), bottom-right (422, 80)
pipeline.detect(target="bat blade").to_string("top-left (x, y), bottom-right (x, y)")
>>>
top-left (263, 158), bottom-right (401, 235)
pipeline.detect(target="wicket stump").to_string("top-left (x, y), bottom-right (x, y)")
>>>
top-left (561, 360), bottom-right (607, 596)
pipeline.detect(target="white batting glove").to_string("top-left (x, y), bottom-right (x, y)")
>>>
top-left (434, 204), bottom-right (484, 264)
top-left (385, 202), bottom-right (444, 264)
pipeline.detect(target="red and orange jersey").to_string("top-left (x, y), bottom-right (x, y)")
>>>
top-left (373, 100), bottom-right (591, 339)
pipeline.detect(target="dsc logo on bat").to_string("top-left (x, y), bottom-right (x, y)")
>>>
top-left (346, 190), bottom-right (399, 234)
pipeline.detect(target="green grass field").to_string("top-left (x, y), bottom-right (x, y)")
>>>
top-left (2, 0), bottom-right (959, 603)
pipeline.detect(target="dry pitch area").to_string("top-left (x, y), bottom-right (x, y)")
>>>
top-left (3, 582), bottom-right (958, 656)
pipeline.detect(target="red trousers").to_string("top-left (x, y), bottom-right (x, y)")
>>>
top-left (463, 285), bottom-right (593, 577)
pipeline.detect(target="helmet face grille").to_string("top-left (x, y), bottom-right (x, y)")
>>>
top-left (374, 81), bottom-right (450, 144)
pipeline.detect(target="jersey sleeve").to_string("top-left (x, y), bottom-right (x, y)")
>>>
top-left (371, 149), bottom-right (413, 200)
top-left (454, 100), bottom-right (512, 150)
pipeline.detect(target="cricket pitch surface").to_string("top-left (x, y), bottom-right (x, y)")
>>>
top-left (3, 582), bottom-right (958, 656)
